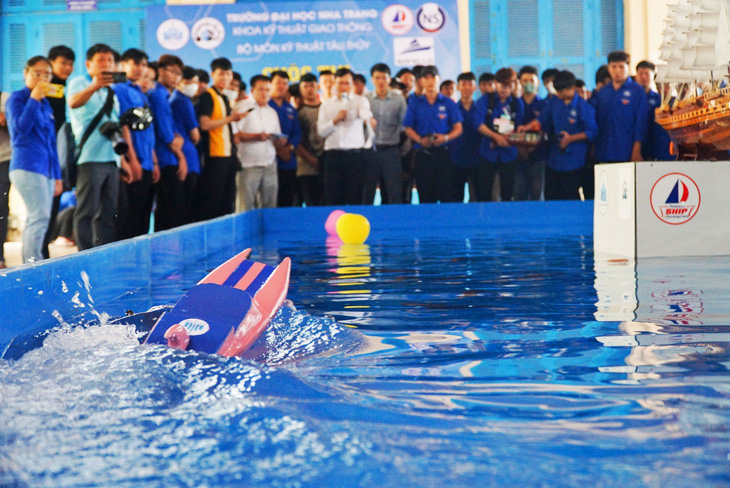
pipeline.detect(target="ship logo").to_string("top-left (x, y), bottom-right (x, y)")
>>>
top-left (650, 172), bottom-right (701, 225)
top-left (400, 38), bottom-right (431, 53)
top-left (394, 36), bottom-right (435, 65)
top-left (382, 5), bottom-right (414, 35)
top-left (665, 179), bottom-right (689, 204)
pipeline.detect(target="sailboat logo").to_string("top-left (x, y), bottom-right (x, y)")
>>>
top-left (382, 5), bottom-right (414, 35)
top-left (650, 172), bottom-right (701, 225)
top-left (665, 179), bottom-right (689, 204)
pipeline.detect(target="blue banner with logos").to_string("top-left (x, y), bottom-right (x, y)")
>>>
top-left (146, 1), bottom-right (460, 83)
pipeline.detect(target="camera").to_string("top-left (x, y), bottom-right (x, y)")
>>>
top-left (120, 106), bottom-right (153, 131)
top-left (99, 121), bottom-right (129, 155)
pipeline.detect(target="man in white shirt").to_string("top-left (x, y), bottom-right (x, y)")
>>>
top-left (233, 75), bottom-right (283, 212)
top-left (317, 68), bottom-right (375, 205)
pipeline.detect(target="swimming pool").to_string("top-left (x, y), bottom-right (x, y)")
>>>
top-left (1, 202), bottom-right (728, 487)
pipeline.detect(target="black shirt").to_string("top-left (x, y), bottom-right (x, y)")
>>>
top-left (48, 75), bottom-right (67, 133)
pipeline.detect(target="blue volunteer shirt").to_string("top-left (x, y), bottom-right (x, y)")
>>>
top-left (67, 75), bottom-right (120, 166)
top-left (522, 94), bottom-right (548, 161)
top-left (113, 81), bottom-right (155, 172)
top-left (592, 77), bottom-right (648, 162)
top-left (403, 93), bottom-right (463, 149)
top-left (6, 87), bottom-right (61, 179)
top-left (449, 99), bottom-right (481, 168)
top-left (147, 83), bottom-right (178, 168)
top-left (538, 93), bottom-right (597, 172)
top-left (170, 89), bottom-right (201, 175)
top-left (473, 93), bottom-right (525, 163)
top-left (522, 95), bottom-right (546, 125)
top-left (645, 89), bottom-right (675, 161)
top-left (269, 98), bottom-right (302, 170)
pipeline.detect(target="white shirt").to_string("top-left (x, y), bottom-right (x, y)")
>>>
top-left (234, 98), bottom-right (281, 168)
top-left (317, 92), bottom-right (373, 151)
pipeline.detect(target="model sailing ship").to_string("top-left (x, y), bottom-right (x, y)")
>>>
top-left (655, 0), bottom-right (730, 159)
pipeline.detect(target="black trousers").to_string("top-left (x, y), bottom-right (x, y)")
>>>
top-left (51, 206), bottom-right (75, 242)
top-left (73, 162), bottom-right (119, 251)
top-left (0, 161), bottom-right (9, 262)
top-left (117, 169), bottom-right (153, 240)
top-left (545, 166), bottom-right (583, 201)
top-left (322, 150), bottom-right (365, 206)
top-left (277, 167), bottom-right (299, 207)
top-left (475, 159), bottom-right (517, 202)
top-left (401, 148), bottom-right (415, 204)
top-left (298, 174), bottom-right (322, 207)
top-left (184, 171), bottom-right (200, 225)
top-left (413, 147), bottom-right (458, 204)
top-left (195, 156), bottom-right (238, 221)
top-left (155, 166), bottom-right (187, 231)
top-left (513, 158), bottom-right (545, 201)
top-left (363, 146), bottom-right (402, 204)
top-left (453, 166), bottom-right (479, 203)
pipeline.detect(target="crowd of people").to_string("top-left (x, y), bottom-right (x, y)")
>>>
top-left (0, 44), bottom-right (673, 266)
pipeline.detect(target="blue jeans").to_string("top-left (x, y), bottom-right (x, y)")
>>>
top-left (9, 169), bottom-right (54, 263)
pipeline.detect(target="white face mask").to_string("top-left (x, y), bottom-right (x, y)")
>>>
top-left (180, 83), bottom-right (198, 98)
top-left (546, 81), bottom-right (557, 95)
top-left (223, 89), bottom-right (239, 101)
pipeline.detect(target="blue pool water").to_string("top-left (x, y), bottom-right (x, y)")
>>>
top-left (1, 203), bottom-right (729, 487)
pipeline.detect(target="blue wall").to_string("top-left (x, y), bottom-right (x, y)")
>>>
top-left (469, 0), bottom-right (623, 87)
top-left (0, 0), bottom-right (623, 91)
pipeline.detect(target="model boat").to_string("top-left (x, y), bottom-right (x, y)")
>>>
top-left (137, 249), bottom-right (291, 356)
top-left (654, 0), bottom-right (730, 159)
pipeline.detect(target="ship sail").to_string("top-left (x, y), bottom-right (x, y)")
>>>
top-left (693, 4), bottom-right (730, 70)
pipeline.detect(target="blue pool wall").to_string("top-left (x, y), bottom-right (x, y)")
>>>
top-left (0, 201), bottom-right (593, 353)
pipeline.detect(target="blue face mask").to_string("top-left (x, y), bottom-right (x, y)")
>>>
top-left (522, 82), bottom-right (536, 95)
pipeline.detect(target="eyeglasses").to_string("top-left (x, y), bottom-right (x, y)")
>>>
top-left (163, 67), bottom-right (183, 78)
top-left (29, 70), bottom-right (52, 79)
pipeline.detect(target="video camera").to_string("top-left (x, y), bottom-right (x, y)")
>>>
top-left (99, 106), bottom-right (154, 155)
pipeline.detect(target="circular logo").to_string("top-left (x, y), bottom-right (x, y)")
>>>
top-left (156, 19), bottom-right (190, 51)
top-left (179, 318), bottom-right (210, 336)
top-left (649, 172), bottom-right (701, 225)
top-left (416, 3), bottom-right (447, 33)
top-left (382, 4), bottom-right (414, 35)
top-left (192, 17), bottom-right (225, 50)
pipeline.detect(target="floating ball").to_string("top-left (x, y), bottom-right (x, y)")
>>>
top-left (325, 209), bottom-right (346, 235)
top-left (336, 213), bottom-right (370, 245)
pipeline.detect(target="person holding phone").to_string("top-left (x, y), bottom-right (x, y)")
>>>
top-left (5, 56), bottom-right (63, 262)
top-left (68, 43), bottom-right (134, 251)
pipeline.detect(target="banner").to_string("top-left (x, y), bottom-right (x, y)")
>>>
top-left (146, 1), bottom-right (460, 83)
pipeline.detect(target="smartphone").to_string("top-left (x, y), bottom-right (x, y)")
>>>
top-left (104, 72), bottom-right (127, 83)
top-left (44, 83), bottom-right (64, 99)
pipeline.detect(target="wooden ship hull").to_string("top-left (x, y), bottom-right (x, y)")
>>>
top-left (655, 88), bottom-right (730, 158)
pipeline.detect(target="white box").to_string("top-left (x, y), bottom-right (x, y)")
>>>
top-left (594, 161), bottom-right (730, 258)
